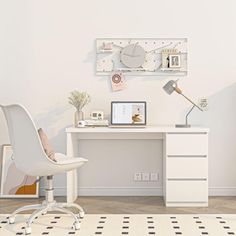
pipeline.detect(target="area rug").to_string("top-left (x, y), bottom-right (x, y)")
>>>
top-left (0, 214), bottom-right (236, 235)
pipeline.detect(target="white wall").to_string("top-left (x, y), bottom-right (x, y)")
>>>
top-left (1, 0), bottom-right (236, 196)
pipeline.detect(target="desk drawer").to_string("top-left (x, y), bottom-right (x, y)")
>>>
top-left (166, 133), bottom-right (208, 156)
top-left (166, 157), bottom-right (208, 179)
top-left (166, 180), bottom-right (208, 202)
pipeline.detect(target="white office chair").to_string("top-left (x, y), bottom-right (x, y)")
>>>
top-left (0, 104), bottom-right (88, 235)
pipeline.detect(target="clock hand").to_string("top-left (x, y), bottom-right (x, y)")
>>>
top-left (123, 53), bottom-right (141, 57)
top-left (132, 42), bottom-right (138, 55)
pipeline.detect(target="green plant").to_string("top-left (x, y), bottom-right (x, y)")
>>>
top-left (68, 90), bottom-right (91, 111)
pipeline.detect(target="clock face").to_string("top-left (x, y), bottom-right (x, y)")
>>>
top-left (120, 43), bottom-right (146, 68)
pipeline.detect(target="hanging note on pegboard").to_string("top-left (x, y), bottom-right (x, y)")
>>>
top-left (110, 72), bottom-right (126, 92)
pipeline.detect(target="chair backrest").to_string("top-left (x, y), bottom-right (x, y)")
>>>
top-left (0, 104), bottom-right (50, 175)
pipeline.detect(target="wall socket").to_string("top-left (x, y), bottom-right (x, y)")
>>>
top-left (134, 172), bottom-right (142, 181)
top-left (142, 173), bottom-right (150, 181)
top-left (134, 172), bottom-right (159, 182)
top-left (150, 173), bottom-right (159, 181)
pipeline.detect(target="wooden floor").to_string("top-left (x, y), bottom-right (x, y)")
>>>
top-left (1, 196), bottom-right (236, 214)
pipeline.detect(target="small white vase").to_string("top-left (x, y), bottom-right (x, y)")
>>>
top-left (74, 110), bottom-right (84, 127)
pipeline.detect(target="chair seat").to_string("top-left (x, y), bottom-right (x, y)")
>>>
top-left (54, 153), bottom-right (87, 165)
top-left (24, 153), bottom-right (88, 177)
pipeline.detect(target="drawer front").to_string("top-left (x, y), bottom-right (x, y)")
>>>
top-left (166, 133), bottom-right (208, 156)
top-left (166, 180), bottom-right (208, 202)
top-left (166, 157), bottom-right (208, 179)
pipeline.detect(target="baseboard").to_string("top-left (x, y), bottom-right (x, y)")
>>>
top-left (40, 187), bottom-right (163, 196)
top-left (209, 187), bottom-right (236, 196)
top-left (78, 187), bottom-right (163, 196)
top-left (40, 187), bottom-right (236, 197)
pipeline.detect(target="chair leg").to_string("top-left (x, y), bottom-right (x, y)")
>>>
top-left (58, 202), bottom-right (85, 218)
top-left (25, 206), bottom-right (48, 235)
top-left (9, 204), bottom-right (42, 224)
top-left (53, 206), bottom-right (80, 230)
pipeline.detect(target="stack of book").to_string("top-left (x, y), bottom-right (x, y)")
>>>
top-left (85, 119), bottom-right (109, 127)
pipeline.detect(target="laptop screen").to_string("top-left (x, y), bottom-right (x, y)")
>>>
top-left (111, 101), bottom-right (146, 125)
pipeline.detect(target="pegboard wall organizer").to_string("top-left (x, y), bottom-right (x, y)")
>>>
top-left (96, 38), bottom-right (188, 76)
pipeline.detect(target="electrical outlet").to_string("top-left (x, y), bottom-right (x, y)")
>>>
top-left (142, 173), bottom-right (150, 181)
top-left (134, 173), bottom-right (142, 181)
top-left (150, 173), bottom-right (159, 181)
top-left (198, 97), bottom-right (208, 111)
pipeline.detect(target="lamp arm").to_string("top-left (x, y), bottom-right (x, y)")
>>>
top-left (180, 93), bottom-right (203, 111)
top-left (185, 105), bottom-right (195, 126)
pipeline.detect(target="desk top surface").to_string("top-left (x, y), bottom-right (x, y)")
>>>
top-left (66, 126), bottom-right (209, 133)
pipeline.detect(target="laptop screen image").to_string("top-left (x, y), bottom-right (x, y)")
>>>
top-left (111, 101), bottom-right (146, 126)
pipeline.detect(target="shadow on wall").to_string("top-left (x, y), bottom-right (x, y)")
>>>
top-left (190, 82), bottom-right (236, 187)
top-left (35, 104), bottom-right (72, 153)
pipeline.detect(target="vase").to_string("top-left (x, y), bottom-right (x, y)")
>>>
top-left (74, 110), bottom-right (84, 127)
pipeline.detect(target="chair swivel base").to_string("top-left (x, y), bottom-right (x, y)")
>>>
top-left (8, 200), bottom-right (85, 235)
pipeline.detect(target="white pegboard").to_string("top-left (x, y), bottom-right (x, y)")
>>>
top-left (96, 38), bottom-right (188, 76)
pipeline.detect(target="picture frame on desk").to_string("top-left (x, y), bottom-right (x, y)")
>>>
top-left (0, 145), bottom-right (39, 198)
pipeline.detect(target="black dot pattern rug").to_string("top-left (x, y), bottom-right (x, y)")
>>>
top-left (0, 214), bottom-right (236, 235)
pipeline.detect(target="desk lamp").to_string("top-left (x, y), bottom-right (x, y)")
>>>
top-left (163, 80), bottom-right (203, 128)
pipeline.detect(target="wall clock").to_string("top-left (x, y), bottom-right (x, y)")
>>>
top-left (120, 43), bottom-right (146, 68)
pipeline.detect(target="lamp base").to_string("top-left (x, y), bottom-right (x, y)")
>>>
top-left (175, 124), bottom-right (191, 128)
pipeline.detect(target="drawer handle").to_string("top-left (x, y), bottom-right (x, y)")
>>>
top-left (167, 178), bottom-right (207, 181)
top-left (167, 132), bottom-right (208, 134)
top-left (167, 155), bottom-right (207, 158)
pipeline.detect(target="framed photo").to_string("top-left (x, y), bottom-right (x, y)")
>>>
top-left (169, 54), bottom-right (181, 68)
top-left (0, 145), bottom-right (39, 198)
top-left (111, 101), bottom-right (146, 126)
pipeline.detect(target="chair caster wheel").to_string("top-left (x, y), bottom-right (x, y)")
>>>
top-left (72, 221), bottom-right (80, 230)
top-left (41, 211), bottom-right (47, 215)
top-left (25, 226), bottom-right (32, 235)
top-left (9, 216), bottom-right (15, 224)
top-left (79, 211), bottom-right (85, 218)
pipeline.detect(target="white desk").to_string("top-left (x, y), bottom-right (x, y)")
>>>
top-left (66, 126), bottom-right (209, 207)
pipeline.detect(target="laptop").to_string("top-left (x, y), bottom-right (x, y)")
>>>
top-left (109, 101), bottom-right (147, 128)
